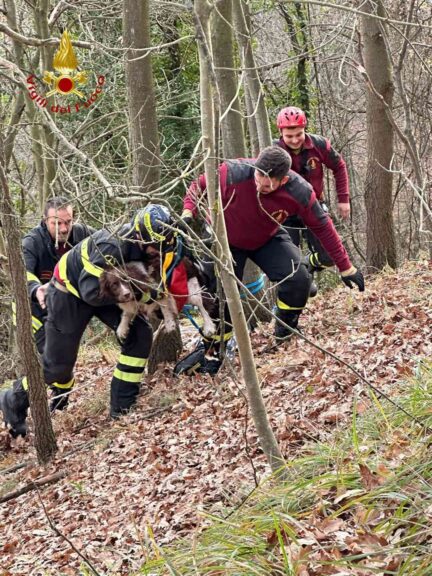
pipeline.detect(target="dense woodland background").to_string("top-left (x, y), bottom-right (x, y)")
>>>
top-left (0, 0), bottom-right (430, 459)
top-left (0, 1), bottom-right (432, 573)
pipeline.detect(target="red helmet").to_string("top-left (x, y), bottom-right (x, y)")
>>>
top-left (276, 106), bottom-right (307, 129)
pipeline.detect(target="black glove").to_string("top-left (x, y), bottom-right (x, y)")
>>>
top-left (341, 267), bottom-right (365, 292)
top-left (177, 213), bottom-right (194, 236)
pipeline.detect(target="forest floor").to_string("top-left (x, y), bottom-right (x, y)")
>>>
top-left (0, 260), bottom-right (431, 576)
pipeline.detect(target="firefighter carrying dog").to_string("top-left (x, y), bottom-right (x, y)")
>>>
top-left (0, 204), bottom-right (175, 438)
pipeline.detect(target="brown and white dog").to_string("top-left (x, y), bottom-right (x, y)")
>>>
top-left (99, 258), bottom-right (216, 341)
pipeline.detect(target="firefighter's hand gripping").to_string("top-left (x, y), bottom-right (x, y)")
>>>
top-left (177, 210), bottom-right (194, 236)
top-left (341, 267), bottom-right (365, 292)
top-left (36, 284), bottom-right (49, 309)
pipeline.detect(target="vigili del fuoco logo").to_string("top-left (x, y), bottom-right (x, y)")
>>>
top-left (26, 30), bottom-right (105, 114)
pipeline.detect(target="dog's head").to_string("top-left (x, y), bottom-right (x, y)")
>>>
top-left (99, 267), bottom-right (136, 303)
top-left (99, 262), bottom-right (158, 303)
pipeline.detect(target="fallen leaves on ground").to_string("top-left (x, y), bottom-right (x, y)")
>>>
top-left (1, 261), bottom-right (431, 575)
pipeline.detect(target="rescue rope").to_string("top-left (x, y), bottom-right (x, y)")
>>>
top-left (182, 305), bottom-right (202, 332)
top-left (240, 274), bottom-right (265, 298)
top-left (182, 274), bottom-right (266, 332)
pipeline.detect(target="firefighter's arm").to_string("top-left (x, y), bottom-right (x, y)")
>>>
top-left (182, 174), bottom-right (208, 221)
top-left (22, 236), bottom-right (44, 304)
top-left (77, 272), bottom-right (107, 306)
top-left (77, 241), bottom-right (153, 307)
top-left (300, 195), bottom-right (363, 291)
top-left (323, 139), bottom-right (350, 218)
top-left (77, 241), bottom-right (121, 306)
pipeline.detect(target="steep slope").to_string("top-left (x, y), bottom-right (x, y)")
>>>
top-left (1, 261), bottom-right (431, 575)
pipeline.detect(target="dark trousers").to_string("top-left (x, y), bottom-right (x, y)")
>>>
top-left (283, 214), bottom-right (334, 268)
top-left (31, 301), bottom-right (48, 354)
top-left (231, 229), bottom-right (310, 308)
top-left (44, 284), bottom-right (153, 412)
top-left (12, 300), bottom-right (47, 354)
top-left (202, 229), bottom-right (310, 331)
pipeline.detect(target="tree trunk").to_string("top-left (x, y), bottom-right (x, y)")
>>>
top-left (210, 1), bottom-right (269, 324)
top-left (211, 0), bottom-right (246, 159)
top-left (211, 0), bottom-right (270, 324)
top-left (361, 1), bottom-right (397, 270)
top-left (5, 0), bottom-right (45, 206)
top-left (0, 140), bottom-right (57, 465)
top-left (123, 0), bottom-right (182, 368)
top-left (123, 0), bottom-right (161, 195)
top-left (147, 325), bottom-right (182, 375)
top-left (232, 0), bottom-right (272, 150)
top-left (241, 260), bottom-right (272, 327)
top-left (277, 1), bottom-right (311, 115)
top-left (194, 0), bottom-right (285, 477)
top-left (244, 84), bottom-right (260, 156)
top-left (33, 0), bottom-right (56, 202)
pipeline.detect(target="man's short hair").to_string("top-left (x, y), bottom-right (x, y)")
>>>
top-left (43, 196), bottom-right (72, 217)
top-left (255, 146), bottom-right (292, 179)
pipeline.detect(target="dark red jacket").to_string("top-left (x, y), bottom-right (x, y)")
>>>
top-left (183, 159), bottom-right (352, 272)
top-left (275, 134), bottom-right (349, 204)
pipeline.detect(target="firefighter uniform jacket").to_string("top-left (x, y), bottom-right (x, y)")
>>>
top-left (19, 221), bottom-right (93, 352)
top-left (55, 228), bottom-right (145, 305)
top-left (275, 134), bottom-right (349, 204)
top-left (46, 226), bottom-right (154, 416)
top-left (23, 222), bottom-right (93, 302)
top-left (183, 158), bottom-right (352, 273)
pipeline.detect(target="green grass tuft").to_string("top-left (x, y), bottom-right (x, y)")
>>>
top-left (136, 362), bottom-right (432, 575)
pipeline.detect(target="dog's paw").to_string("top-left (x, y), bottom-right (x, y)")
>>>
top-left (164, 320), bottom-right (176, 333)
top-left (202, 321), bottom-right (216, 338)
top-left (116, 327), bottom-right (129, 341)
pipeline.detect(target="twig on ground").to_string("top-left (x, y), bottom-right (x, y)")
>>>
top-left (0, 470), bottom-right (66, 503)
top-left (1, 461), bottom-right (29, 475)
top-left (35, 484), bottom-right (102, 576)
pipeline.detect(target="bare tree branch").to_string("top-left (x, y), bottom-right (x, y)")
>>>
top-left (0, 22), bottom-right (92, 48)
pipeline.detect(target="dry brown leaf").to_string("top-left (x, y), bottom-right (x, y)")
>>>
top-left (315, 517), bottom-right (346, 535)
top-left (101, 349), bottom-right (118, 364)
top-left (359, 463), bottom-right (385, 490)
top-left (346, 531), bottom-right (388, 554)
top-left (2, 262), bottom-right (432, 574)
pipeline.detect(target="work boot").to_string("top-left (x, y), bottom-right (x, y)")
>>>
top-left (174, 342), bottom-right (206, 376)
top-left (274, 309), bottom-right (300, 343)
top-left (309, 276), bottom-right (318, 298)
top-left (49, 386), bottom-right (70, 412)
top-left (302, 255), bottom-right (319, 298)
top-left (173, 341), bottom-right (223, 377)
top-left (200, 355), bottom-right (223, 376)
top-left (0, 378), bottom-right (30, 438)
top-left (110, 406), bottom-right (130, 420)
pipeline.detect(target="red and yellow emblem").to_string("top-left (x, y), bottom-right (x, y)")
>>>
top-left (307, 157), bottom-right (318, 170)
top-left (271, 209), bottom-right (289, 223)
top-left (43, 30), bottom-right (87, 99)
